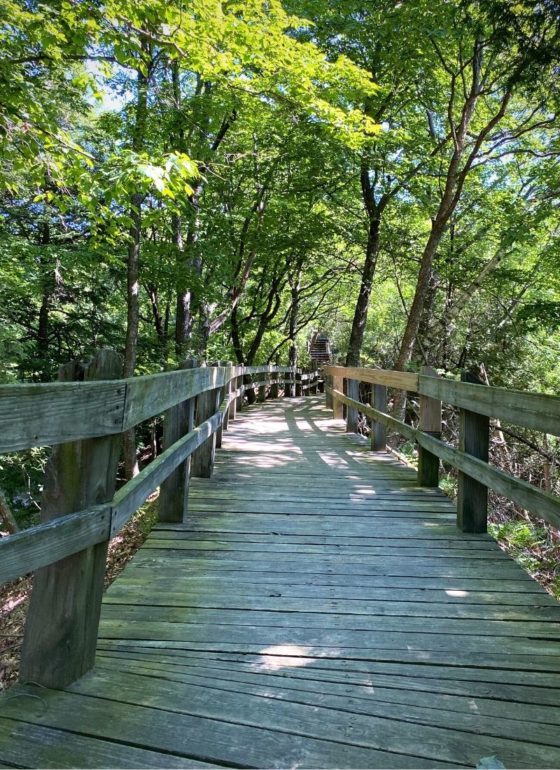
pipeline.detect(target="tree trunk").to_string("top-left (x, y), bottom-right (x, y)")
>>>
top-left (123, 57), bottom-right (149, 479)
top-left (345, 216), bottom-right (381, 368)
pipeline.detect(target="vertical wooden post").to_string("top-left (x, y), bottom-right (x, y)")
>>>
top-left (215, 361), bottom-right (227, 449)
top-left (236, 366), bottom-right (244, 411)
top-left (159, 358), bottom-right (197, 522)
top-left (269, 368), bottom-right (279, 399)
top-left (371, 383), bottom-right (387, 451)
top-left (20, 349), bottom-right (122, 688)
top-left (258, 366), bottom-right (267, 402)
top-left (229, 365), bottom-right (238, 421)
top-left (191, 364), bottom-right (220, 478)
top-left (346, 378), bottom-right (360, 433)
top-left (332, 370), bottom-right (344, 419)
top-left (457, 371), bottom-right (490, 533)
top-left (325, 372), bottom-right (333, 409)
top-left (417, 365), bottom-right (442, 487)
top-left (223, 362), bottom-right (233, 429)
top-left (295, 370), bottom-right (302, 397)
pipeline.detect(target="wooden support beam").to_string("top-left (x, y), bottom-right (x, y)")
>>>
top-left (325, 373), bottom-right (333, 409)
top-left (222, 363), bottom-right (233, 429)
top-left (159, 358), bottom-right (196, 523)
top-left (417, 366), bottom-right (442, 488)
top-left (295, 370), bottom-right (302, 397)
top-left (457, 371), bottom-right (490, 533)
top-left (332, 373), bottom-right (344, 419)
top-left (20, 350), bottom-right (122, 689)
top-left (269, 369), bottom-right (279, 399)
top-left (258, 366), bottom-right (267, 403)
top-left (191, 365), bottom-right (221, 478)
top-left (371, 384), bottom-right (387, 451)
top-left (346, 378), bottom-right (360, 433)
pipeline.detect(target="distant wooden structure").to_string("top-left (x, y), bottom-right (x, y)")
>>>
top-left (308, 331), bottom-right (332, 365)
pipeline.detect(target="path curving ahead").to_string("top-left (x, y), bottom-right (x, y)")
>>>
top-left (1, 396), bottom-right (560, 768)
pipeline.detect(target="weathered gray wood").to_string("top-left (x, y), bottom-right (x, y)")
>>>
top-left (0, 719), bottom-right (220, 769)
top-left (346, 378), bottom-right (360, 433)
top-left (20, 349), bottom-right (122, 689)
top-left (159, 359), bottom-right (197, 523)
top-left (222, 362), bottom-right (233, 433)
top-left (257, 367), bottom-right (267, 403)
top-left (111, 412), bottom-right (222, 535)
top-left (417, 366), bottom-right (442, 487)
top-left (325, 365), bottom-right (419, 392)
top-left (191, 366), bottom-right (222, 478)
top-left (331, 375), bottom-right (344, 419)
top-left (0, 379), bottom-right (126, 452)
top-left (419, 371), bottom-right (560, 435)
top-left (269, 369), bottom-right (279, 399)
top-left (371, 383), bottom-right (387, 451)
top-left (457, 371), bottom-right (490, 533)
top-left (0, 505), bottom-right (111, 584)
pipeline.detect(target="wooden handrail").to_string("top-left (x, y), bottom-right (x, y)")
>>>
top-left (0, 357), bottom-right (318, 688)
top-left (0, 364), bottom-right (316, 582)
top-left (325, 365), bottom-right (560, 436)
top-left (0, 364), bottom-right (300, 453)
top-left (325, 365), bottom-right (560, 535)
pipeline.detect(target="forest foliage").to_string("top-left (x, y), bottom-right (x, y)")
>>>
top-left (0, 0), bottom-right (559, 542)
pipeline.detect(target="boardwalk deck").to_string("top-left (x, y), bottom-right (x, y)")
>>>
top-left (1, 396), bottom-right (560, 768)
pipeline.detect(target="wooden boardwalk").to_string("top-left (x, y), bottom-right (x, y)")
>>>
top-left (1, 396), bottom-right (560, 768)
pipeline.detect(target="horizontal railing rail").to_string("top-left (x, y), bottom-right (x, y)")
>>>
top-left (0, 354), bottom-right (319, 688)
top-left (324, 364), bottom-right (560, 533)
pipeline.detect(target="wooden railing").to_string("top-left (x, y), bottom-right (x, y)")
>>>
top-left (324, 364), bottom-right (560, 535)
top-left (0, 352), bottom-right (319, 688)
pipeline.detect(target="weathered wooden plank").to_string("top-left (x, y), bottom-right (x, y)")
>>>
top-left (20, 350), bottom-right (122, 689)
top-left (159, 358), bottom-right (197, 523)
top-left (0, 505), bottom-right (110, 584)
top-left (104, 588), bottom-right (560, 620)
top-left (97, 658), bottom-right (560, 737)
top-left (0, 686), bottom-right (449, 769)
top-left (325, 366), bottom-right (419, 392)
top-left (0, 380), bottom-right (126, 452)
top-left (0, 718), bottom-right (220, 768)
top-left (419, 373), bottom-right (560, 436)
top-left (417, 431), bottom-right (560, 530)
top-left (65, 669), bottom-right (560, 768)
top-left (111, 412), bottom-right (222, 536)
top-left (99, 604), bottom-right (560, 640)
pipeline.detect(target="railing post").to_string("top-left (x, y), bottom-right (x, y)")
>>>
top-left (223, 362), bottom-right (234, 428)
top-left (20, 349), bottom-right (121, 688)
top-left (417, 365), bottom-right (442, 487)
top-left (295, 369), bottom-right (302, 397)
top-left (159, 357), bottom-right (197, 522)
top-left (457, 371), bottom-right (490, 532)
top-left (325, 371), bottom-right (333, 409)
top-left (191, 363), bottom-right (221, 478)
top-left (346, 378), bottom-right (360, 433)
top-left (258, 366), bottom-right (267, 402)
top-left (215, 361), bottom-right (229, 449)
top-left (236, 365), bottom-right (244, 412)
top-left (371, 384), bottom-right (387, 451)
top-left (269, 368), bottom-right (279, 399)
top-left (332, 369), bottom-right (344, 419)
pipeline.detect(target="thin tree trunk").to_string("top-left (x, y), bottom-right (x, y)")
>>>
top-left (123, 56), bottom-right (149, 479)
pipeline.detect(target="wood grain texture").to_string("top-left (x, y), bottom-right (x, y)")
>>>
top-left (20, 350), bottom-right (122, 689)
top-left (325, 365), bottom-right (419, 392)
top-left (2, 396), bottom-right (560, 768)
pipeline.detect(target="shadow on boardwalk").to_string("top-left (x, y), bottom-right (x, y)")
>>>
top-left (1, 397), bottom-right (560, 768)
